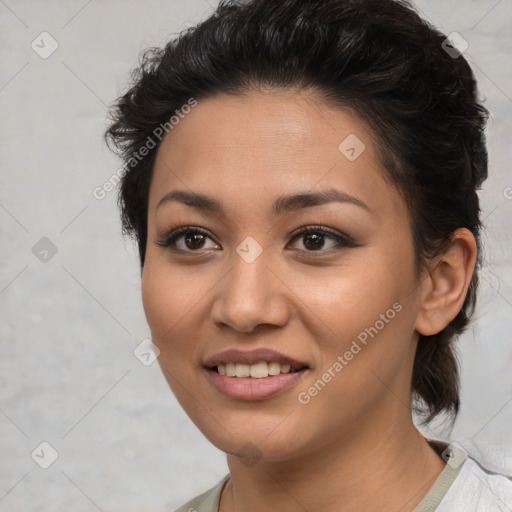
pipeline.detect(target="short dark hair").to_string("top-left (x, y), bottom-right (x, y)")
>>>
top-left (105, 0), bottom-right (489, 424)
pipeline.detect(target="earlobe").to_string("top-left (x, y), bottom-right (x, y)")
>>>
top-left (415, 228), bottom-right (477, 336)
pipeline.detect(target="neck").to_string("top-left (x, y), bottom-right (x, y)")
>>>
top-left (219, 411), bottom-right (445, 512)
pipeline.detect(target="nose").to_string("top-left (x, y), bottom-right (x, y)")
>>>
top-left (210, 247), bottom-right (291, 334)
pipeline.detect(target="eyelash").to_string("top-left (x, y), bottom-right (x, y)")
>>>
top-left (155, 224), bottom-right (357, 255)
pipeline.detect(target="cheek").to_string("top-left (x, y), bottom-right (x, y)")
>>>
top-left (291, 249), bottom-right (416, 393)
top-left (140, 255), bottom-right (222, 390)
top-left (290, 275), bottom-right (412, 442)
top-left (141, 259), bottom-right (207, 406)
top-left (141, 264), bottom-right (173, 338)
top-left (141, 256), bottom-right (204, 339)
top-left (292, 257), bottom-right (401, 343)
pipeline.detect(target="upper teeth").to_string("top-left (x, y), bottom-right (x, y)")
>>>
top-left (217, 362), bottom-right (295, 378)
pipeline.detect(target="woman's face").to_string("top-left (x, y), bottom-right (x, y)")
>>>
top-left (142, 89), bottom-right (426, 461)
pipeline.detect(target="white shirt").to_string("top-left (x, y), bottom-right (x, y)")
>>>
top-left (174, 439), bottom-right (512, 511)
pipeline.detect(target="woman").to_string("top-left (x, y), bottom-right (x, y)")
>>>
top-left (105, 0), bottom-right (512, 510)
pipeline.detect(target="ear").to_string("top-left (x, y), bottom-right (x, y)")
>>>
top-left (415, 228), bottom-right (477, 336)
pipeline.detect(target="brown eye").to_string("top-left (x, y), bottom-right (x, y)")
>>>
top-left (302, 232), bottom-right (327, 251)
top-left (156, 226), bottom-right (220, 252)
top-left (183, 233), bottom-right (207, 250)
top-left (288, 225), bottom-right (357, 253)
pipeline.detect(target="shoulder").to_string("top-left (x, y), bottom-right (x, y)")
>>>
top-left (173, 474), bottom-right (230, 512)
top-left (437, 455), bottom-right (512, 511)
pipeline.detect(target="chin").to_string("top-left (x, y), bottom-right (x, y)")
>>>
top-left (198, 416), bottom-right (308, 463)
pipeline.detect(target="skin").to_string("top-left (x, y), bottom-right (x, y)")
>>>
top-left (141, 88), bottom-right (477, 512)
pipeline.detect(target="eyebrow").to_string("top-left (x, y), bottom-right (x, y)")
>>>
top-left (156, 188), bottom-right (372, 216)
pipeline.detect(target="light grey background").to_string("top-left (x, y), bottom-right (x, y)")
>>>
top-left (1, 0), bottom-right (511, 510)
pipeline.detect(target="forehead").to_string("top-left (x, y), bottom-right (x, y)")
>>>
top-left (149, 89), bottom-right (405, 221)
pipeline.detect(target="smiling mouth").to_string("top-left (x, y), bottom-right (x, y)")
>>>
top-left (211, 361), bottom-right (308, 378)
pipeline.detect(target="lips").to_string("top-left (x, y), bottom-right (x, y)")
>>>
top-left (202, 348), bottom-right (310, 400)
top-left (203, 348), bottom-right (309, 370)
